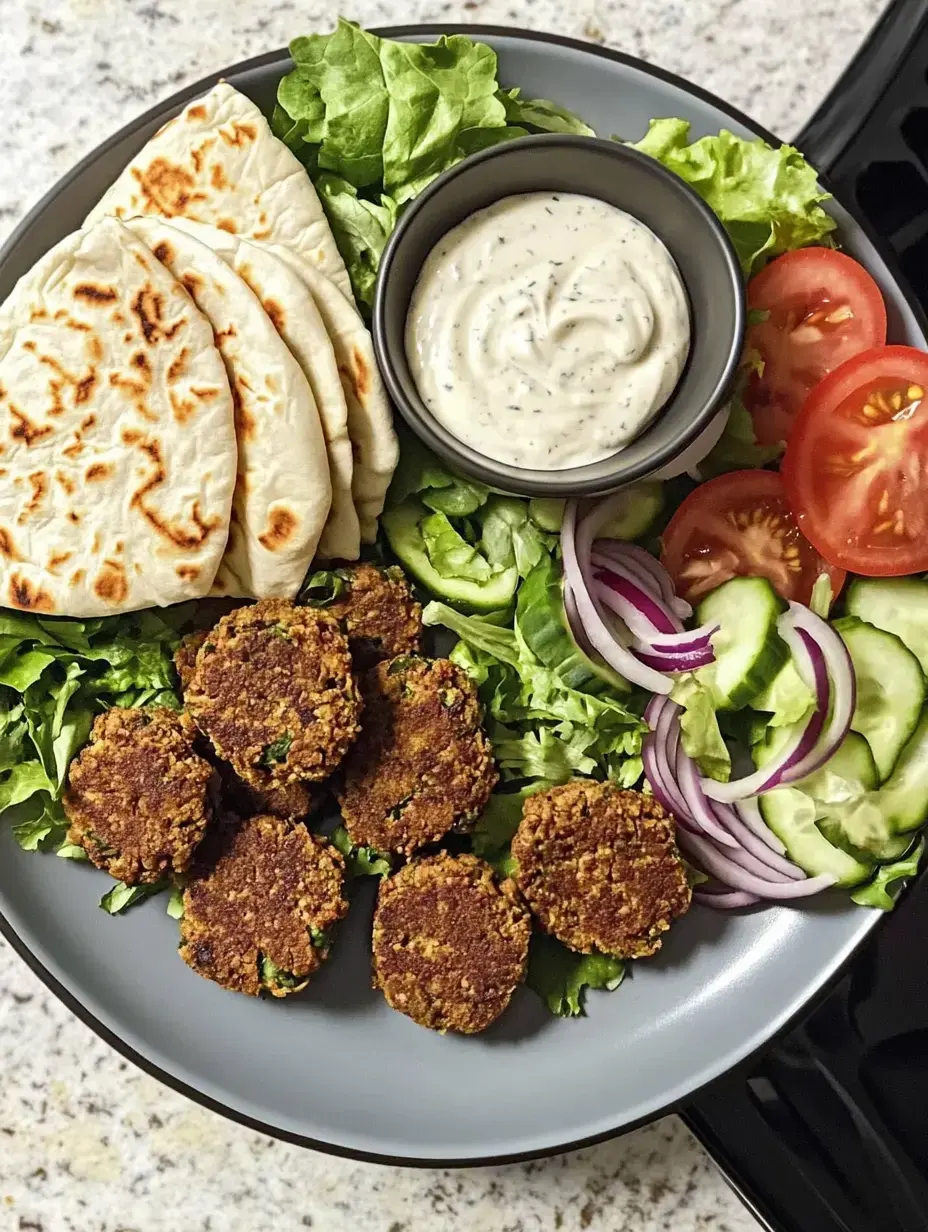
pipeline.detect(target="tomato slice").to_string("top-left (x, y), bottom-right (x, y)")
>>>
top-left (744, 248), bottom-right (887, 447)
top-left (782, 345), bottom-right (928, 576)
top-left (660, 470), bottom-right (845, 605)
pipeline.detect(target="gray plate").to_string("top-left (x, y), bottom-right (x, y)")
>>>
top-left (0, 26), bottom-right (924, 1167)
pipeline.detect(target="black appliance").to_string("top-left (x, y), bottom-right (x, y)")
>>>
top-left (683, 5), bottom-right (928, 1229)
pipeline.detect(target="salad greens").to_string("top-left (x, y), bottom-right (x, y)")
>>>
top-left (629, 119), bottom-right (837, 278)
top-left (0, 610), bottom-right (183, 855)
top-left (527, 933), bottom-right (625, 1018)
top-left (274, 19), bottom-right (593, 305)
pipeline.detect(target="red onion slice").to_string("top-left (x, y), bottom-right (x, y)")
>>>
top-left (591, 545), bottom-right (668, 606)
top-left (734, 797), bottom-right (787, 856)
top-left (694, 888), bottom-right (762, 909)
top-left (702, 626), bottom-right (830, 802)
top-left (677, 830), bottom-right (836, 899)
top-left (642, 623), bottom-right (719, 654)
top-left (636, 646), bottom-right (716, 672)
top-left (708, 799), bottom-right (805, 880)
top-left (775, 608), bottom-right (856, 784)
top-left (561, 502), bottom-right (672, 694)
top-left (607, 541), bottom-right (694, 621)
top-left (674, 738), bottom-right (739, 848)
top-left (595, 575), bottom-right (670, 641)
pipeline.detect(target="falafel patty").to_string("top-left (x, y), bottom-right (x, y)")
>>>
top-left (179, 814), bottom-right (347, 997)
top-left (511, 781), bottom-right (691, 959)
top-left (185, 599), bottom-right (361, 788)
top-left (64, 707), bottom-right (213, 884)
top-left (338, 656), bottom-right (497, 857)
top-left (372, 853), bottom-right (530, 1033)
top-left (174, 630), bottom-right (209, 695)
top-left (317, 562), bottom-right (422, 670)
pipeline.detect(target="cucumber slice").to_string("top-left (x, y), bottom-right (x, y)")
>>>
top-left (862, 705), bottom-right (928, 835)
top-left (846, 577), bottom-right (928, 675)
top-left (755, 726), bottom-right (879, 791)
top-left (382, 500), bottom-right (519, 613)
top-left (696, 577), bottom-right (788, 710)
top-left (528, 483), bottom-right (663, 540)
top-left (759, 787), bottom-right (874, 887)
top-left (757, 728), bottom-right (893, 860)
top-left (834, 615), bottom-right (925, 781)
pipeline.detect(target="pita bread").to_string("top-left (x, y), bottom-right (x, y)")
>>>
top-left (0, 217), bottom-right (237, 617)
top-left (160, 217), bottom-right (359, 561)
top-left (86, 82), bottom-right (353, 302)
top-left (125, 217), bottom-right (332, 599)
top-left (265, 247), bottom-right (399, 543)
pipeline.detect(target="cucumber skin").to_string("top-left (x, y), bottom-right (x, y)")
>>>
top-left (382, 501), bottom-right (519, 613)
top-left (697, 578), bottom-right (789, 710)
top-left (833, 615), bottom-right (925, 782)
top-left (877, 705), bottom-right (928, 835)
top-left (846, 577), bottom-right (928, 676)
top-left (760, 788), bottom-right (874, 887)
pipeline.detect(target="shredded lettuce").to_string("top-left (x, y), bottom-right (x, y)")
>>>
top-left (331, 824), bottom-right (393, 878)
top-left (750, 659), bottom-right (816, 730)
top-left (670, 675), bottom-right (731, 782)
top-left (471, 783), bottom-right (551, 877)
top-left (629, 118), bottom-right (836, 277)
top-left (424, 601), bottom-right (645, 786)
top-left (526, 932), bottom-right (625, 1017)
top-left (274, 20), bottom-right (591, 305)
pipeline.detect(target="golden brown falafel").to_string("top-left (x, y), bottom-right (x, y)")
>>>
top-left (64, 706), bottom-right (214, 885)
top-left (511, 781), bottom-right (691, 959)
top-left (179, 814), bottom-right (347, 997)
top-left (372, 852), bottom-right (530, 1033)
top-left (315, 562), bottom-right (422, 670)
top-left (185, 599), bottom-right (361, 788)
top-left (174, 630), bottom-right (209, 695)
top-left (337, 656), bottom-right (497, 857)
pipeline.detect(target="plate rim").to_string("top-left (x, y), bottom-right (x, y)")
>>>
top-left (0, 21), bottom-right (907, 1168)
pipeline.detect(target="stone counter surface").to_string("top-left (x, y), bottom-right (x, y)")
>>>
top-left (0, 1), bottom-right (885, 1229)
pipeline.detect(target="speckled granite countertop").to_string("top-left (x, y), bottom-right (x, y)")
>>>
top-left (0, 1), bottom-right (885, 1229)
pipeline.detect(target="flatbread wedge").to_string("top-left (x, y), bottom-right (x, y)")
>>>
top-left (86, 82), bottom-right (353, 302)
top-left (126, 217), bottom-right (332, 599)
top-left (266, 246), bottom-right (399, 543)
top-left (161, 217), bottom-right (359, 561)
top-left (0, 217), bottom-right (237, 617)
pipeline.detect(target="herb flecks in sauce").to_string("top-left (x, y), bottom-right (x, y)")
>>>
top-left (405, 193), bottom-right (690, 470)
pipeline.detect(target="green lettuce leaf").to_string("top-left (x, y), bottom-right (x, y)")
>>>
top-left (515, 555), bottom-right (628, 695)
top-left (491, 724), bottom-right (597, 781)
top-left (423, 602), bottom-right (520, 666)
top-left (809, 574), bottom-right (834, 618)
top-left (0, 607), bottom-right (184, 857)
top-left (698, 397), bottom-right (784, 478)
top-left (166, 884), bottom-right (185, 919)
top-left (471, 783), bottom-right (552, 876)
top-left (387, 426), bottom-right (489, 515)
top-left (630, 118), bottom-right (836, 276)
top-left (750, 659), bottom-right (816, 730)
top-left (420, 512), bottom-right (493, 583)
top-left (331, 825), bottom-right (393, 878)
top-left (851, 839), bottom-right (925, 910)
top-left (311, 173), bottom-right (398, 307)
top-left (478, 497), bottom-right (552, 579)
top-left (100, 879), bottom-right (170, 916)
top-left (670, 675), bottom-right (731, 782)
top-left (526, 932), bottom-right (625, 1017)
top-left (497, 87), bottom-right (595, 136)
top-left (276, 23), bottom-right (592, 306)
